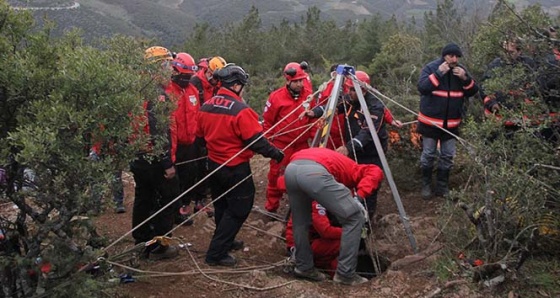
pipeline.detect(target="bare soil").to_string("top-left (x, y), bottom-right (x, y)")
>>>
top-left (95, 155), bottom-right (480, 298)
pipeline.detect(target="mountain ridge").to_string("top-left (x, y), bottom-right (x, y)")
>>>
top-left (7, 0), bottom-right (560, 47)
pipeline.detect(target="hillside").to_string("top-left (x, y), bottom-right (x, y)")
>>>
top-left (7, 0), bottom-right (560, 48)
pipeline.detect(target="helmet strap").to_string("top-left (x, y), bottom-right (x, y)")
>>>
top-left (287, 83), bottom-right (300, 100)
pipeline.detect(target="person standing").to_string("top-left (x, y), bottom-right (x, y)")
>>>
top-left (417, 43), bottom-right (479, 199)
top-left (262, 62), bottom-right (313, 213)
top-left (166, 52), bottom-right (204, 225)
top-left (284, 147), bottom-right (383, 285)
top-left (190, 56), bottom-right (227, 103)
top-left (196, 64), bottom-right (284, 266)
top-left (130, 46), bottom-right (180, 260)
top-left (189, 56), bottom-right (227, 216)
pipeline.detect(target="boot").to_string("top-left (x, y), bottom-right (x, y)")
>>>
top-left (421, 167), bottom-right (433, 200)
top-left (435, 169), bottom-right (450, 197)
top-left (333, 273), bottom-right (369, 285)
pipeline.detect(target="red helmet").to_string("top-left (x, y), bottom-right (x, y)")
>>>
top-left (172, 53), bottom-right (198, 74)
top-left (345, 71), bottom-right (370, 89)
top-left (197, 57), bottom-right (209, 70)
top-left (283, 62), bottom-right (307, 82)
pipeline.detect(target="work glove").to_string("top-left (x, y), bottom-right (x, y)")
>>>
top-left (271, 149), bottom-right (284, 163)
top-left (354, 196), bottom-right (368, 222)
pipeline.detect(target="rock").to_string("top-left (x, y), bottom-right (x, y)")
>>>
top-left (390, 254), bottom-right (427, 270)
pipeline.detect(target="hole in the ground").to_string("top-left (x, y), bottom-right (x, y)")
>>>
top-left (356, 252), bottom-right (391, 279)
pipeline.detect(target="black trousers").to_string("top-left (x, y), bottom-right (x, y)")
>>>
top-left (205, 160), bottom-right (254, 262)
top-left (130, 159), bottom-right (180, 244)
top-left (175, 144), bottom-right (206, 206)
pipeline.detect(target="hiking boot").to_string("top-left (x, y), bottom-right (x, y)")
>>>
top-left (149, 245), bottom-right (179, 261)
top-left (205, 254), bottom-right (237, 267)
top-left (421, 167), bottom-right (433, 200)
top-left (230, 239), bottom-right (244, 251)
top-left (435, 169), bottom-right (450, 197)
top-left (293, 268), bottom-right (327, 282)
top-left (194, 201), bottom-right (214, 218)
top-left (333, 273), bottom-right (369, 285)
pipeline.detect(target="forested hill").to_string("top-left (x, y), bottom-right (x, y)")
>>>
top-left (7, 0), bottom-right (560, 47)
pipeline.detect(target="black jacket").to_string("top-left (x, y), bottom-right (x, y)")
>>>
top-left (417, 57), bottom-right (478, 140)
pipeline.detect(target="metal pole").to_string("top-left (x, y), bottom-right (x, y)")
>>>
top-left (348, 70), bottom-right (419, 254)
top-left (310, 65), bottom-right (350, 148)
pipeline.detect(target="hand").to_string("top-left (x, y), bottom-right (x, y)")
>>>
top-left (272, 149), bottom-right (284, 163)
top-left (305, 110), bottom-right (315, 118)
top-left (452, 67), bottom-right (467, 80)
top-left (391, 120), bottom-right (403, 128)
top-left (353, 196), bottom-right (368, 222)
top-left (335, 146), bottom-right (349, 156)
top-left (314, 118), bottom-right (325, 128)
top-left (164, 166), bottom-right (176, 179)
top-left (438, 62), bottom-right (450, 75)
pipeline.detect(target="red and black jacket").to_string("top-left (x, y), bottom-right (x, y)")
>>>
top-left (190, 69), bottom-right (217, 103)
top-left (196, 88), bottom-right (279, 166)
top-left (417, 58), bottom-right (478, 140)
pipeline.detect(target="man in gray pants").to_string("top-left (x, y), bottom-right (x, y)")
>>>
top-left (284, 148), bottom-right (384, 285)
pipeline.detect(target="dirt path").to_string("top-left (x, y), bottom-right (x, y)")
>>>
top-left (96, 156), bottom-right (478, 298)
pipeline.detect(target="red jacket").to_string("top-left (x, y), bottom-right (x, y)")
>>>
top-left (263, 85), bottom-right (313, 148)
top-left (290, 148), bottom-right (383, 198)
top-left (129, 91), bottom-right (177, 169)
top-left (286, 201), bottom-right (342, 248)
top-left (190, 69), bottom-right (216, 103)
top-left (196, 88), bottom-right (264, 166)
top-left (165, 82), bottom-right (200, 146)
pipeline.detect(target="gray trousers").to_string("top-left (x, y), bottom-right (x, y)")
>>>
top-left (420, 137), bottom-right (456, 170)
top-left (285, 160), bottom-right (364, 278)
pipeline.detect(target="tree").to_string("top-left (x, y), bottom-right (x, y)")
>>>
top-left (0, 1), bottom-right (164, 295)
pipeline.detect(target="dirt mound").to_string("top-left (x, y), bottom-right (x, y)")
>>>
top-left (93, 156), bottom-right (479, 297)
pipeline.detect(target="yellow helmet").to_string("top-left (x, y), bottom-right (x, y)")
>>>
top-left (208, 56), bottom-right (227, 72)
top-left (144, 46), bottom-right (173, 63)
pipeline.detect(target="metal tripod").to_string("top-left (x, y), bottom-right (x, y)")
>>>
top-left (311, 64), bottom-right (418, 254)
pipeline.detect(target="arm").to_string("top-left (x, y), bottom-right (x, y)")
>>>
top-left (455, 66), bottom-right (479, 97)
top-left (345, 98), bottom-right (385, 154)
top-left (352, 163), bottom-right (384, 198)
top-left (262, 96), bottom-right (279, 134)
top-left (237, 109), bottom-right (283, 162)
top-left (417, 62), bottom-right (444, 95)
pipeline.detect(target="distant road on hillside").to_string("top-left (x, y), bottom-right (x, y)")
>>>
top-left (11, 2), bottom-right (80, 11)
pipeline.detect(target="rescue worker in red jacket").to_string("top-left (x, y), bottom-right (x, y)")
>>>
top-left (286, 200), bottom-right (341, 275)
top-left (130, 46), bottom-right (180, 260)
top-left (196, 64), bottom-right (284, 267)
top-left (191, 56), bottom-right (227, 103)
top-left (285, 147), bottom-right (383, 285)
top-left (189, 56), bottom-right (227, 215)
top-left (166, 52), bottom-right (205, 225)
top-left (262, 62), bottom-right (313, 213)
top-left (417, 43), bottom-right (478, 199)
